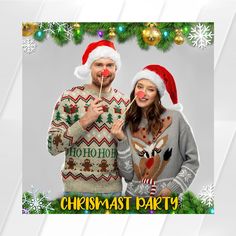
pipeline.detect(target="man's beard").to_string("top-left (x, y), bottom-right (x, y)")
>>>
top-left (92, 75), bottom-right (115, 88)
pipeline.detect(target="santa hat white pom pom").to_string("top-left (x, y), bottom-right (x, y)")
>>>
top-left (74, 64), bottom-right (90, 80)
top-left (172, 103), bottom-right (183, 111)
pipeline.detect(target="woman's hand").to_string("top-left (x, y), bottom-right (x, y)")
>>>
top-left (158, 187), bottom-right (172, 197)
top-left (111, 119), bottom-right (126, 140)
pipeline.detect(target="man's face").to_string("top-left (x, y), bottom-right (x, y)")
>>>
top-left (90, 58), bottom-right (116, 88)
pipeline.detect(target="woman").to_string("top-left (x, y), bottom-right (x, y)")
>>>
top-left (111, 64), bottom-right (199, 197)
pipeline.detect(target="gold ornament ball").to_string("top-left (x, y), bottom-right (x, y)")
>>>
top-left (72, 23), bottom-right (80, 29)
top-left (22, 23), bottom-right (38, 37)
top-left (174, 29), bottom-right (184, 45)
top-left (174, 35), bottom-right (184, 45)
top-left (142, 26), bottom-right (161, 46)
top-left (109, 27), bottom-right (116, 39)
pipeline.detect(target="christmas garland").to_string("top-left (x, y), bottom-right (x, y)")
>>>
top-left (22, 186), bottom-right (214, 214)
top-left (22, 22), bottom-right (214, 51)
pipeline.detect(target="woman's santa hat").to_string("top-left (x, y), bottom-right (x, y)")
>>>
top-left (132, 64), bottom-right (183, 111)
top-left (74, 40), bottom-right (121, 80)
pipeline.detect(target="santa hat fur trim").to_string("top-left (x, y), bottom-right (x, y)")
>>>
top-left (74, 41), bottom-right (121, 80)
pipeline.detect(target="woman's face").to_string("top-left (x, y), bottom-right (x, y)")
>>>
top-left (134, 79), bottom-right (158, 108)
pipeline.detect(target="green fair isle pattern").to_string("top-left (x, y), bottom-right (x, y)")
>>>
top-left (48, 86), bottom-right (130, 193)
top-left (114, 105), bottom-right (122, 114)
top-left (48, 136), bottom-right (52, 151)
top-left (55, 111), bottom-right (61, 121)
top-left (64, 105), bottom-right (70, 113)
top-left (84, 103), bottom-right (90, 111)
top-left (106, 113), bottom-right (113, 124)
top-left (74, 114), bottom-right (79, 122)
top-left (96, 115), bottom-right (103, 123)
top-left (66, 115), bottom-right (72, 125)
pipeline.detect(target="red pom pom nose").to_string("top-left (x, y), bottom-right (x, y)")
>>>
top-left (102, 69), bottom-right (110, 77)
top-left (136, 91), bottom-right (145, 99)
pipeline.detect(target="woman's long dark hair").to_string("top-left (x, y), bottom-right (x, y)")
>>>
top-left (125, 87), bottom-right (166, 136)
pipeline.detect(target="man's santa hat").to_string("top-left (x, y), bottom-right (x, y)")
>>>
top-left (132, 64), bottom-right (182, 111)
top-left (74, 40), bottom-right (121, 79)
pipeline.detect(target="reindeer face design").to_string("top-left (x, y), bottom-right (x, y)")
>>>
top-left (132, 135), bottom-right (172, 181)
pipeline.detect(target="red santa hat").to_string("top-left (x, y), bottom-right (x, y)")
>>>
top-left (74, 40), bottom-right (121, 79)
top-left (132, 64), bottom-right (182, 111)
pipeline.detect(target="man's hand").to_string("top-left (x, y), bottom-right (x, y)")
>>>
top-left (111, 119), bottom-right (126, 140)
top-left (79, 98), bottom-right (104, 129)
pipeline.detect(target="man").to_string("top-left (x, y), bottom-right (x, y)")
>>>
top-left (47, 40), bottom-right (130, 197)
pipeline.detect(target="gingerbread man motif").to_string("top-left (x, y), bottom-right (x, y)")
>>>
top-left (53, 134), bottom-right (63, 148)
top-left (112, 160), bottom-right (118, 171)
top-left (66, 158), bottom-right (76, 170)
top-left (81, 159), bottom-right (93, 171)
top-left (99, 159), bottom-right (109, 172)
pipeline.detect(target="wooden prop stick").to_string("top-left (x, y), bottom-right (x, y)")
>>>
top-left (122, 91), bottom-right (145, 116)
top-left (98, 76), bottom-right (104, 99)
top-left (122, 97), bottom-right (136, 116)
top-left (98, 69), bottom-right (110, 99)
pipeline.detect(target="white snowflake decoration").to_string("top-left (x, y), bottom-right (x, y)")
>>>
top-left (178, 193), bottom-right (183, 207)
top-left (22, 38), bottom-right (37, 54)
top-left (160, 182), bottom-right (167, 190)
top-left (39, 22), bottom-right (73, 40)
top-left (199, 184), bottom-right (214, 207)
top-left (124, 160), bottom-right (133, 171)
top-left (23, 185), bottom-right (54, 213)
top-left (134, 183), bottom-right (150, 195)
top-left (127, 182), bottom-right (135, 192)
top-left (64, 25), bottom-right (74, 40)
top-left (53, 23), bottom-right (73, 40)
top-left (39, 22), bottom-right (60, 35)
top-left (188, 23), bottom-right (214, 49)
top-left (179, 169), bottom-right (192, 183)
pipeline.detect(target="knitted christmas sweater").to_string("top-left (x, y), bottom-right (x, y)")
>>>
top-left (117, 109), bottom-right (199, 197)
top-left (47, 85), bottom-right (129, 193)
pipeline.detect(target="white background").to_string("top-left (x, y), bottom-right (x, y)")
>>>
top-left (0, 0), bottom-right (236, 235)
